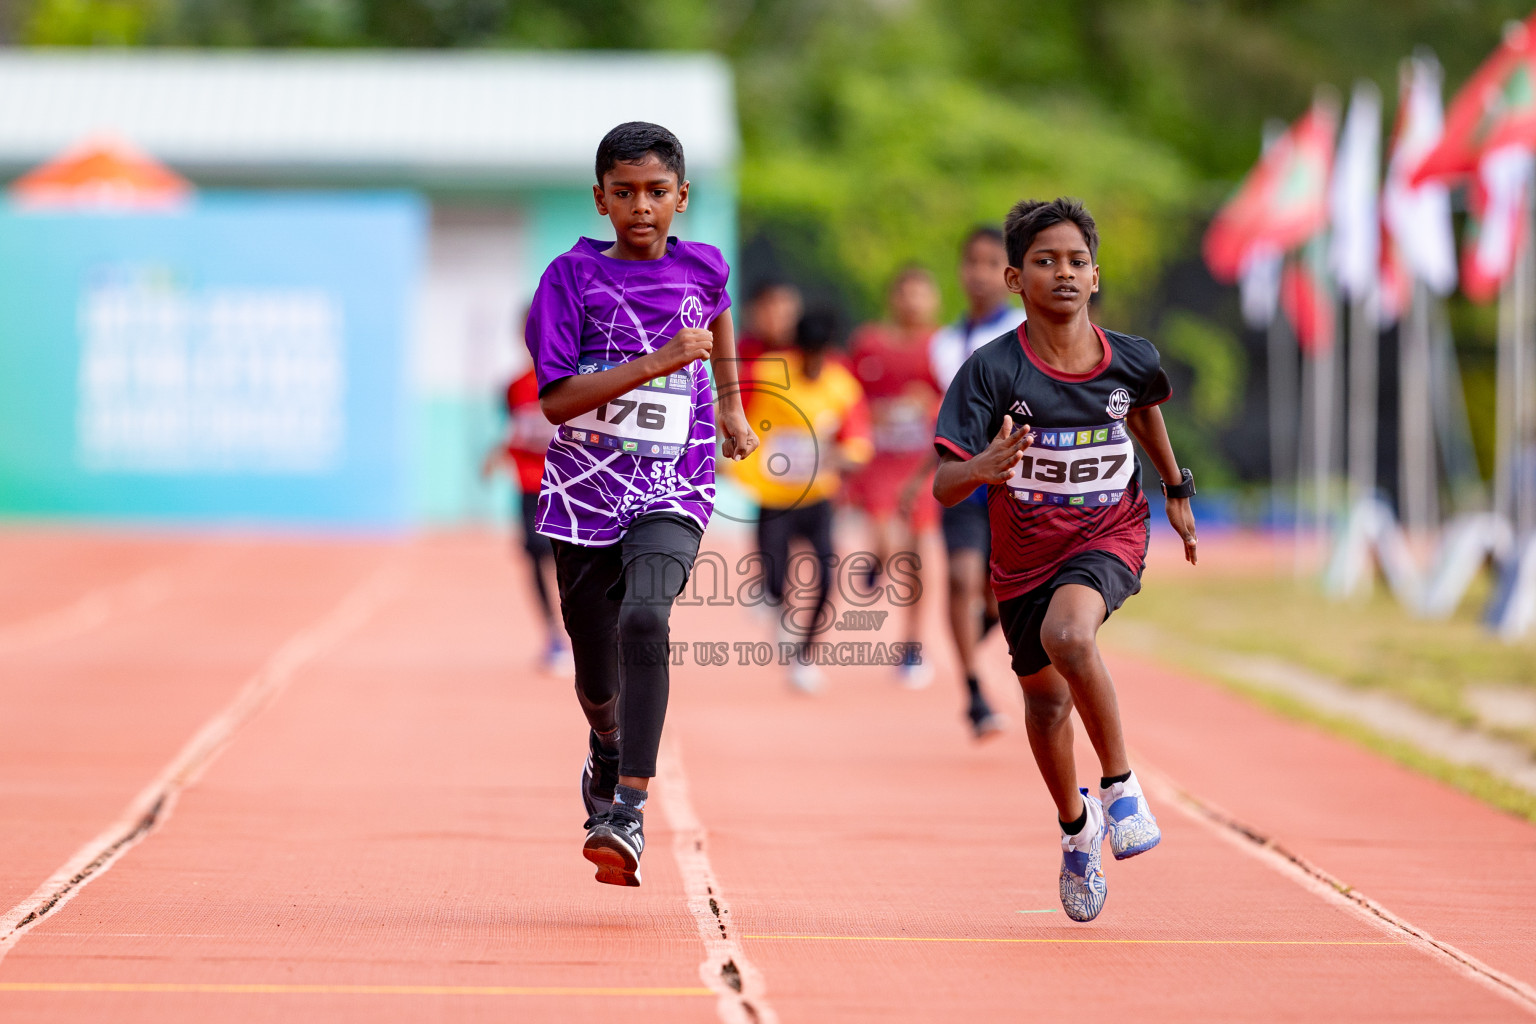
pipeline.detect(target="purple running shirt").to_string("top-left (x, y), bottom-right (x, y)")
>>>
top-left (525, 236), bottom-right (731, 546)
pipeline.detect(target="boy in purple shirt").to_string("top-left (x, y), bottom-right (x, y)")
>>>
top-left (526, 122), bottom-right (757, 886)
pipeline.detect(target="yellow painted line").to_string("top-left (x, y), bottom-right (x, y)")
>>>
top-left (0, 982), bottom-right (711, 997)
top-left (744, 934), bottom-right (1406, 946)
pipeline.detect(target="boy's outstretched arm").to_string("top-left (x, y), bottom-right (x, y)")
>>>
top-left (1124, 405), bottom-right (1198, 565)
top-left (707, 309), bottom-right (759, 461)
top-left (932, 415), bottom-right (1032, 506)
top-left (539, 327), bottom-right (714, 424)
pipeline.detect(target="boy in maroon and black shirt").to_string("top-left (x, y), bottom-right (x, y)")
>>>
top-left (933, 198), bottom-right (1198, 922)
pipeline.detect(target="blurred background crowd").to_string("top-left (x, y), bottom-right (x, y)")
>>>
top-left (2, 0), bottom-right (1533, 511)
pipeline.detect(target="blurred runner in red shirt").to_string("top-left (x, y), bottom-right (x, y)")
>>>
top-left (845, 265), bottom-right (942, 688)
top-left (483, 361), bottom-right (570, 673)
top-left (735, 279), bottom-right (802, 363)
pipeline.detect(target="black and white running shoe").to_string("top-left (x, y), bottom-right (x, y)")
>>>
top-left (966, 693), bottom-right (1008, 741)
top-left (581, 730), bottom-right (620, 823)
top-left (583, 806), bottom-right (645, 887)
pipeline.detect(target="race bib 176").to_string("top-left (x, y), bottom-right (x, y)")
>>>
top-left (1007, 421), bottom-right (1135, 508)
top-left (561, 360), bottom-right (693, 458)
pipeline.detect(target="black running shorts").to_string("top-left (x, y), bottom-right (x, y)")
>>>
top-left (996, 549), bottom-right (1142, 678)
top-left (553, 512), bottom-right (704, 604)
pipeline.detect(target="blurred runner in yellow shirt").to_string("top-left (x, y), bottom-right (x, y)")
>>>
top-left (733, 310), bottom-right (873, 692)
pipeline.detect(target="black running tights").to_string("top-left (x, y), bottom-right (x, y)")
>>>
top-left (756, 498), bottom-right (836, 642)
top-left (551, 515), bottom-right (700, 778)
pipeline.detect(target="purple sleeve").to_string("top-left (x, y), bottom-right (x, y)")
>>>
top-left (525, 257), bottom-right (583, 394)
top-left (703, 245), bottom-right (732, 323)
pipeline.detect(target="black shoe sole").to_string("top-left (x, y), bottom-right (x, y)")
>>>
top-left (583, 828), bottom-right (642, 887)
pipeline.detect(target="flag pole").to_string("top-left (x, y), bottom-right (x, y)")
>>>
top-left (1312, 256), bottom-right (1336, 560)
top-left (1518, 169), bottom-right (1536, 538)
top-left (1429, 297), bottom-right (1482, 509)
top-left (1496, 259), bottom-right (1516, 523)
top-left (1400, 281), bottom-right (1437, 536)
top-left (1491, 158), bottom-right (1536, 639)
top-left (1348, 290), bottom-right (1378, 506)
top-left (1295, 324), bottom-right (1313, 578)
top-left (1269, 309), bottom-right (1298, 570)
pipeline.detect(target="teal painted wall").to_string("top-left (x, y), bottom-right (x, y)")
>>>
top-left (0, 192), bottom-right (425, 528)
top-left (0, 177), bottom-right (740, 529)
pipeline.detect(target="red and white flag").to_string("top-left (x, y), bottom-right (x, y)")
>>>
top-left (1413, 15), bottom-right (1536, 185)
top-left (1204, 93), bottom-right (1339, 284)
top-left (1281, 239), bottom-right (1335, 356)
top-left (1381, 54), bottom-right (1458, 317)
top-left (1462, 144), bottom-right (1534, 303)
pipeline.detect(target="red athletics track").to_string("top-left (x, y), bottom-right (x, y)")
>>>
top-left (0, 526), bottom-right (1533, 1022)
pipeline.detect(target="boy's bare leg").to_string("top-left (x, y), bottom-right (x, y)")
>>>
top-left (1017, 664), bottom-right (1084, 822)
top-left (947, 549), bottom-right (987, 678)
top-left (870, 513), bottom-right (895, 580)
top-left (1038, 583), bottom-right (1131, 779)
top-left (897, 520), bottom-right (924, 642)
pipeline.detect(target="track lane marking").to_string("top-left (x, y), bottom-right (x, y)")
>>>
top-left (743, 934), bottom-right (1406, 945)
top-left (1139, 763), bottom-right (1536, 1017)
top-left (0, 982), bottom-right (710, 997)
top-left (656, 738), bottom-right (778, 1024)
top-left (0, 566), bottom-right (173, 656)
top-left (0, 562), bottom-right (404, 963)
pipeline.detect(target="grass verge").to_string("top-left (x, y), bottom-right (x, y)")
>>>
top-left (1111, 568), bottom-right (1536, 823)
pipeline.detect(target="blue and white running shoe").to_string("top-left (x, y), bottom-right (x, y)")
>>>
top-left (1100, 771), bottom-right (1161, 860)
top-left (1059, 789), bottom-right (1108, 923)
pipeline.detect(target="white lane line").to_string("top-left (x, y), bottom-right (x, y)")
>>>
top-left (0, 562), bottom-right (404, 963)
top-left (1139, 764), bottom-right (1536, 1017)
top-left (656, 738), bottom-right (778, 1024)
top-left (0, 567), bottom-right (173, 656)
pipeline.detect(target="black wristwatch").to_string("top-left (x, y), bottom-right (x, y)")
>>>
top-left (1161, 468), bottom-right (1196, 499)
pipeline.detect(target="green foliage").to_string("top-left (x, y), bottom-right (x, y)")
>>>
top-left (26, 0), bottom-right (153, 43)
top-left (1152, 311), bottom-right (1246, 489)
top-left (26, 0), bottom-right (506, 46)
top-left (738, 15), bottom-right (1196, 318)
top-left (1112, 565), bottom-right (1536, 819)
top-left (21, 0), bottom-right (1536, 486)
top-left (1159, 312), bottom-right (1243, 423)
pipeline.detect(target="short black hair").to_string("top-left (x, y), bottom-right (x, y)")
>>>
top-left (749, 278), bottom-right (800, 303)
top-left (595, 122), bottom-right (686, 185)
top-left (961, 225), bottom-right (1006, 254)
top-left (889, 263), bottom-right (935, 290)
top-left (795, 308), bottom-right (839, 354)
top-left (1003, 197), bottom-right (1099, 267)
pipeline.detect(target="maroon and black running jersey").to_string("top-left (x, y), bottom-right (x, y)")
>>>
top-left (933, 323), bottom-right (1172, 600)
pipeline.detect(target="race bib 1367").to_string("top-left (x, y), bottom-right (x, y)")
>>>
top-left (1006, 421), bottom-right (1135, 508)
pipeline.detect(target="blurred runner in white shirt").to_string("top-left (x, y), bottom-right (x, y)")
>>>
top-left (929, 226), bottom-right (1025, 739)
